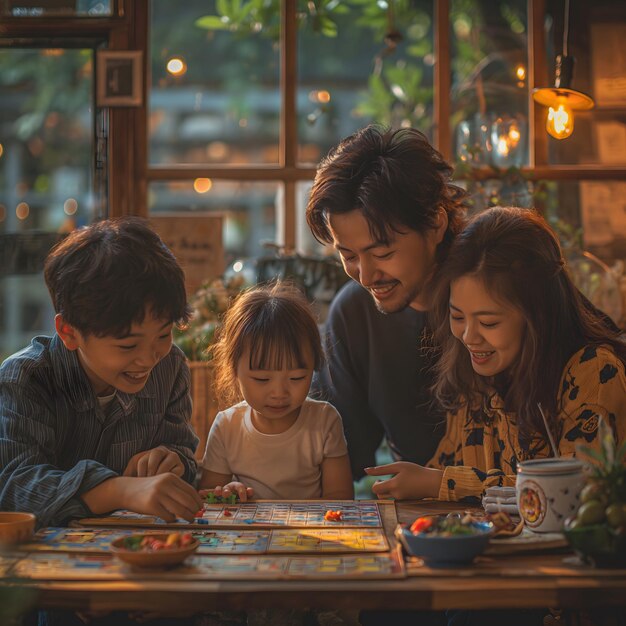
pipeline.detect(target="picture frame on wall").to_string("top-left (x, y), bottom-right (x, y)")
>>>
top-left (96, 50), bottom-right (143, 107)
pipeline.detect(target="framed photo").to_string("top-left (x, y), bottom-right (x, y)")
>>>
top-left (96, 50), bottom-right (143, 107)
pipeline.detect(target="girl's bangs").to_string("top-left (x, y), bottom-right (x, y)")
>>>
top-left (247, 328), bottom-right (308, 371)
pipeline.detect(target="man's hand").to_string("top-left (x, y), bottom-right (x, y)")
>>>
top-left (365, 462), bottom-right (443, 500)
top-left (123, 446), bottom-right (184, 478)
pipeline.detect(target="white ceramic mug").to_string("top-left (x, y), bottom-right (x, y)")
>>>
top-left (516, 458), bottom-right (585, 533)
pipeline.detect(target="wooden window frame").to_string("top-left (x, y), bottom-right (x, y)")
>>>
top-left (2, 0), bottom-right (625, 246)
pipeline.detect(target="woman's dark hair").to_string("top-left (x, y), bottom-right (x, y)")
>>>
top-left (429, 206), bottom-right (626, 436)
top-left (211, 281), bottom-right (324, 406)
top-left (306, 124), bottom-right (466, 264)
top-left (44, 216), bottom-right (191, 337)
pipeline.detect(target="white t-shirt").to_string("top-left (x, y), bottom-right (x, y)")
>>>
top-left (201, 398), bottom-right (348, 499)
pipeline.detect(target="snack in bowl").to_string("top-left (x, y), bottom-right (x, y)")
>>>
top-left (0, 512), bottom-right (36, 546)
top-left (111, 532), bottom-right (199, 569)
top-left (485, 511), bottom-right (524, 538)
top-left (396, 514), bottom-right (493, 566)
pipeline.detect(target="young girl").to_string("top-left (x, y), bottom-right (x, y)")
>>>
top-left (366, 206), bottom-right (626, 501)
top-left (199, 282), bottom-right (354, 501)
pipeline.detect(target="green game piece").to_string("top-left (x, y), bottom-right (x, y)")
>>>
top-left (204, 492), bottom-right (239, 505)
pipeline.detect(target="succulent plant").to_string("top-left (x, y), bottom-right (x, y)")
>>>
top-left (570, 417), bottom-right (626, 530)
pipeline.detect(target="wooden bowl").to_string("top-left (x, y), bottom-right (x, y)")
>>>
top-left (0, 512), bottom-right (36, 546)
top-left (110, 534), bottom-right (199, 569)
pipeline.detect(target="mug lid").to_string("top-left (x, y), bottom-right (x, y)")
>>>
top-left (517, 458), bottom-right (583, 475)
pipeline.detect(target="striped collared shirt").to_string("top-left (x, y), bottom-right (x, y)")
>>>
top-left (0, 335), bottom-right (198, 527)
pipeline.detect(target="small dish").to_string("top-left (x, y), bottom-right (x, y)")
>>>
top-left (0, 512), bottom-right (36, 546)
top-left (110, 533), bottom-right (199, 569)
top-left (396, 515), bottom-right (493, 567)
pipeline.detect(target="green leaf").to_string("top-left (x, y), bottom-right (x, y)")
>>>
top-left (407, 41), bottom-right (431, 57)
top-left (598, 416), bottom-right (616, 467)
top-left (217, 0), bottom-right (230, 16)
top-left (320, 16), bottom-right (338, 37)
top-left (195, 15), bottom-right (231, 30)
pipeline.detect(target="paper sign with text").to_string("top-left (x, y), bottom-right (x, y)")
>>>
top-left (151, 214), bottom-right (224, 296)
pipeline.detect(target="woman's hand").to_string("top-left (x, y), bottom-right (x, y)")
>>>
top-left (365, 462), bottom-right (443, 500)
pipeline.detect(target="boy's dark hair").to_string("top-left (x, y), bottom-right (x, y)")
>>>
top-left (211, 281), bottom-right (324, 406)
top-left (306, 124), bottom-right (466, 263)
top-left (429, 206), bottom-right (626, 438)
top-left (44, 217), bottom-right (191, 337)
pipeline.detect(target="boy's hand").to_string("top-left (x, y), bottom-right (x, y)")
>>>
top-left (214, 482), bottom-right (254, 502)
top-left (123, 446), bottom-right (184, 478)
top-left (119, 473), bottom-right (203, 522)
top-left (365, 462), bottom-right (443, 500)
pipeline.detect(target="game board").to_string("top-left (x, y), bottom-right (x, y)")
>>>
top-left (11, 500), bottom-right (402, 583)
top-left (268, 528), bottom-right (388, 553)
top-left (8, 551), bottom-right (404, 580)
top-left (78, 500), bottom-right (386, 529)
top-left (0, 554), bottom-right (20, 577)
top-left (23, 526), bottom-right (389, 555)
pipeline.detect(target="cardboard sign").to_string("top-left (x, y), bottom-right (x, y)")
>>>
top-left (151, 214), bottom-right (224, 296)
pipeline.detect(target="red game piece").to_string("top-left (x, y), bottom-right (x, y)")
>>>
top-left (324, 509), bottom-right (343, 522)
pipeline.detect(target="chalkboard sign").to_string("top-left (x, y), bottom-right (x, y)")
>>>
top-left (150, 214), bottom-right (224, 296)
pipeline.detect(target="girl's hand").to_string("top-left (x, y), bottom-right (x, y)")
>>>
top-left (365, 462), bottom-right (443, 500)
top-left (215, 482), bottom-right (254, 502)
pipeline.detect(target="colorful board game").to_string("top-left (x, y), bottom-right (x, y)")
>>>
top-left (10, 500), bottom-right (403, 582)
top-left (8, 551), bottom-right (404, 581)
top-left (78, 500), bottom-right (384, 529)
top-left (23, 526), bottom-right (389, 555)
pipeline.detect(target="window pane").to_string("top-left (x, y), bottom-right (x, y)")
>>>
top-left (0, 48), bottom-right (98, 359)
top-left (539, 180), bottom-right (625, 326)
top-left (297, 0), bottom-right (434, 165)
top-left (450, 0), bottom-right (529, 168)
top-left (148, 180), bottom-right (279, 270)
top-left (149, 1), bottom-right (280, 165)
top-left (544, 0), bottom-right (626, 165)
top-left (1, 0), bottom-right (112, 17)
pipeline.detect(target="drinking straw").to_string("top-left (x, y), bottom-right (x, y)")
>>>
top-left (538, 402), bottom-right (559, 458)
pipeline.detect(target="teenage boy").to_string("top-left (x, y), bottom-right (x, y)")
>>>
top-left (306, 125), bottom-right (467, 478)
top-left (0, 217), bottom-right (203, 528)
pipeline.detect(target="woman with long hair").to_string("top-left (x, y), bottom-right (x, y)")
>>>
top-left (365, 206), bottom-right (625, 501)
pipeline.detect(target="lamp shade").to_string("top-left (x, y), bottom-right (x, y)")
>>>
top-left (533, 86), bottom-right (594, 111)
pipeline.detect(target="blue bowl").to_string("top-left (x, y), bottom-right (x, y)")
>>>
top-left (396, 519), bottom-right (493, 567)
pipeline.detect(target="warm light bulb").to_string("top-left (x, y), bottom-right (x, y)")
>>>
top-left (546, 102), bottom-right (574, 139)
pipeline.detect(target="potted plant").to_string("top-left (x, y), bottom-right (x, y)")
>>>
top-left (173, 275), bottom-right (247, 460)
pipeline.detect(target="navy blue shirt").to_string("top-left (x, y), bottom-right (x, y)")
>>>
top-left (0, 335), bottom-right (198, 527)
top-left (312, 281), bottom-right (445, 479)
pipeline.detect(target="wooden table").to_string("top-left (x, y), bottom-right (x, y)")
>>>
top-left (3, 501), bottom-right (626, 613)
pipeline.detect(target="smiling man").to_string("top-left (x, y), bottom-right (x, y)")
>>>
top-left (306, 125), bottom-right (466, 478)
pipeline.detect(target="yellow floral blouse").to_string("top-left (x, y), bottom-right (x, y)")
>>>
top-left (427, 345), bottom-right (626, 503)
